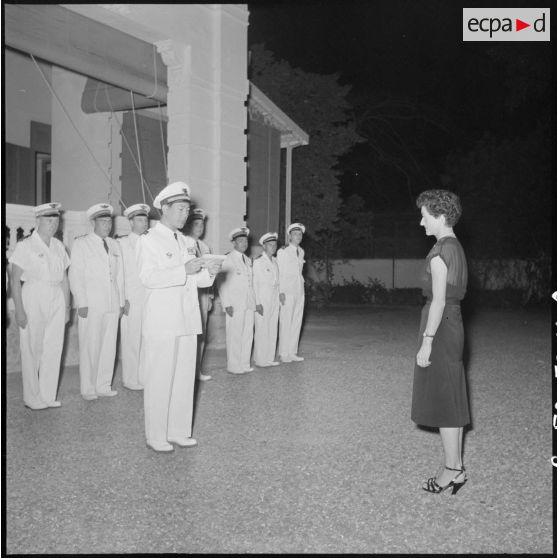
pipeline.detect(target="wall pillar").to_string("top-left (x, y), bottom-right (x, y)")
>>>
top-left (155, 5), bottom-right (248, 254)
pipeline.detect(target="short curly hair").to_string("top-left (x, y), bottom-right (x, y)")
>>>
top-left (416, 189), bottom-right (462, 227)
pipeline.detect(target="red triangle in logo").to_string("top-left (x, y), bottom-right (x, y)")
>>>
top-left (516, 18), bottom-right (530, 31)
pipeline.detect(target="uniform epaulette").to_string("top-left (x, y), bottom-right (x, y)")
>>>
top-left (74, 233), bottom-right (88, 239)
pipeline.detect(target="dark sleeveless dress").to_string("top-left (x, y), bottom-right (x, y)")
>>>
top-left (411, 237), bottom-right (470, 428)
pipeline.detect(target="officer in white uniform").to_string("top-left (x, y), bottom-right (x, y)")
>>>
top-left (9, 202), bottom-right (70, 409)
top-left (136, 182), bottom-right (222, 453)
top-left (277, 223), bottom-right (306, 362)
top-left (69, 203), bottom-right (125, 400)
top-left (186, 208), bottom-right (214, 382)
top-left (118, 203), bottom-right (150, 390)
top-left (253, 232), bottom-right (281, 368)
top-left (219, 227), bottom-right (256, 374)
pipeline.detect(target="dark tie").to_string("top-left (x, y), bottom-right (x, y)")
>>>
top-left (296, 247), bottom-right (300, 257)
top-left (173, 232), bottom-right (180, 246)
top-left (242, 254), bottom-right (248, 265)
top-left (196, 240), bottom-right (202, 257)
top-left (103, 239), bottom-right (109, 254)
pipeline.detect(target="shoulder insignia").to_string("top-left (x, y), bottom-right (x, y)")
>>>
top-left (74, 234), bottom-right (87, 239)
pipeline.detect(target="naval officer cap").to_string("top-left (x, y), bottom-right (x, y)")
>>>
top-left (86, 203), bottom-right (114, 220)
top-left (287, 222), bottom-right (306, 234)
top-left (188, 208), bottom-right (207, 222)
top-left (123, 203), bottom-right (150, 219)
top-left (35, 202), bottom-right (62, 217)
top-left (229, 227), bottom-right (250, 241)
top-left (153, 181), bottom-right (191, 209)
top-left (259, 232), bottom-right (278, 246)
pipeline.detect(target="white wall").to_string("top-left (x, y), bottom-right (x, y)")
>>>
top-left (306, 259), bottom-right (530, 290)
top-left (4, 49), bottom-right (52, 148)
top-left (50, 67), bottom-right (123, 212)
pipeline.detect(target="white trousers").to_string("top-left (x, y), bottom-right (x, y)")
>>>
top-left (254, 293), bottom-right (279, 366)
top-left (225, 308), bottom-right (254, 373)
top-left (141, 334), bottom-right (197, 445)
top-left (278, 292), bottom-right (305, 358)
top-left (120, 295), bottom-right (144, 387)
top-left (196, 290), bottom-right (211, 375)
top-left (78, 310), bottom-right (118, 396)
top-left (19, 282), bottom-right (65, 406)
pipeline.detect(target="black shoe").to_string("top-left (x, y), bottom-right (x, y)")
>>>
top-left (422, 466), bottom-right (467, 495)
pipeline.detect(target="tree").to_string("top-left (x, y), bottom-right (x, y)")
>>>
top-left (250, 44), bottom-right (365, 256)
top-left (443, 124), bottom-right (552, 259)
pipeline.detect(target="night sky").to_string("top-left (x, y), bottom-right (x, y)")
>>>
top-left (248, 1), bottom-right (555, 215)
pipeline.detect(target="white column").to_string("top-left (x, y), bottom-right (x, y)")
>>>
top-left (285, 144), bottom-right (293, 244)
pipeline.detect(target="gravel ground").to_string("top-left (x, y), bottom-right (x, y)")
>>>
top-left (5, 305), bottom-right (554, 554)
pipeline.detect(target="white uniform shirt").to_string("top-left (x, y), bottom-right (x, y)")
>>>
top-left (187, 236), bottom-right (211, 257)
top-left (9, 231), bottom-right (70, 283)
top-left (253, 253), bottom-right (279, 305)
top-left (219, 249), bottom-right (256, 310)
top-left (69, 232), bottom-right (124, 313)
top-left (136, 222), bottom-right (215, 336)
top-left (276, 244), bottom-right (305, 296)
top-left (118, 232), bottom-right (144, 301)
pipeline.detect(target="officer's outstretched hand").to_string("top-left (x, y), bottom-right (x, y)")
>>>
top-left (256, 304), bottom-right (264, 316)
top-left (206, 259), bottom-right (223, 276)
top-left (185, 258), bottom-right (203, 275)
top-left (225, 306), bottom-right (234, 317)
top-left (123, 300), bottom-right (130, 316)
top-left (78, 307), bottom-right (88, 319)
top-left (15, 309), bottom-right (28, 329)
top-left (279, 293), bottom-right (286, 305)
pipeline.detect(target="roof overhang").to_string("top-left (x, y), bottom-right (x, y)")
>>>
top-left (248, 84), bottom-right (309, 148)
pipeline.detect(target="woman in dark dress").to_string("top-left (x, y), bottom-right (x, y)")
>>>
top-left (411, 189), bottom-right (470, 495)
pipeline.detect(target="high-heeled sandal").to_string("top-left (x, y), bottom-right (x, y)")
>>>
top-left (422, 466), bottom-right (467, 495)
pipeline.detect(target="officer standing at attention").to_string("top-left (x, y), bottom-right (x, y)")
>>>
top-left (136, 182), bottom-right (222, 453)
top-left (69, 203), bottom-right (125, 400)
top-left (9, 202), bottom-right (70, 409)
top-left (185, 208), bottom-right (214, 382)
top-left (277, 223), bottom-right (306, 363)
top-left (253, 232), bottom-right (281, 368)
top-left (118, 203), bottom-right (150, 390)
top-left (219, 227), bottom-right (256, 374)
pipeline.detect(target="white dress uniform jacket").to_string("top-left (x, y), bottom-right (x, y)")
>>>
top-left (188, 236), bottom-right (214, 376)
top-left (276, 243), bottom-right (305, 359)
top-left (9, 231), bottom-right (70, 407)
top-left (69, 232), bottom-right (124, 397)
top-left (136, 223), bottom-right (215, 446)
top-left (219, 249), bottom-right (256, 373)
top-left (253, 253), bottom-right (280, 366)
top-left (118, 232), bottom-right (146, 388)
